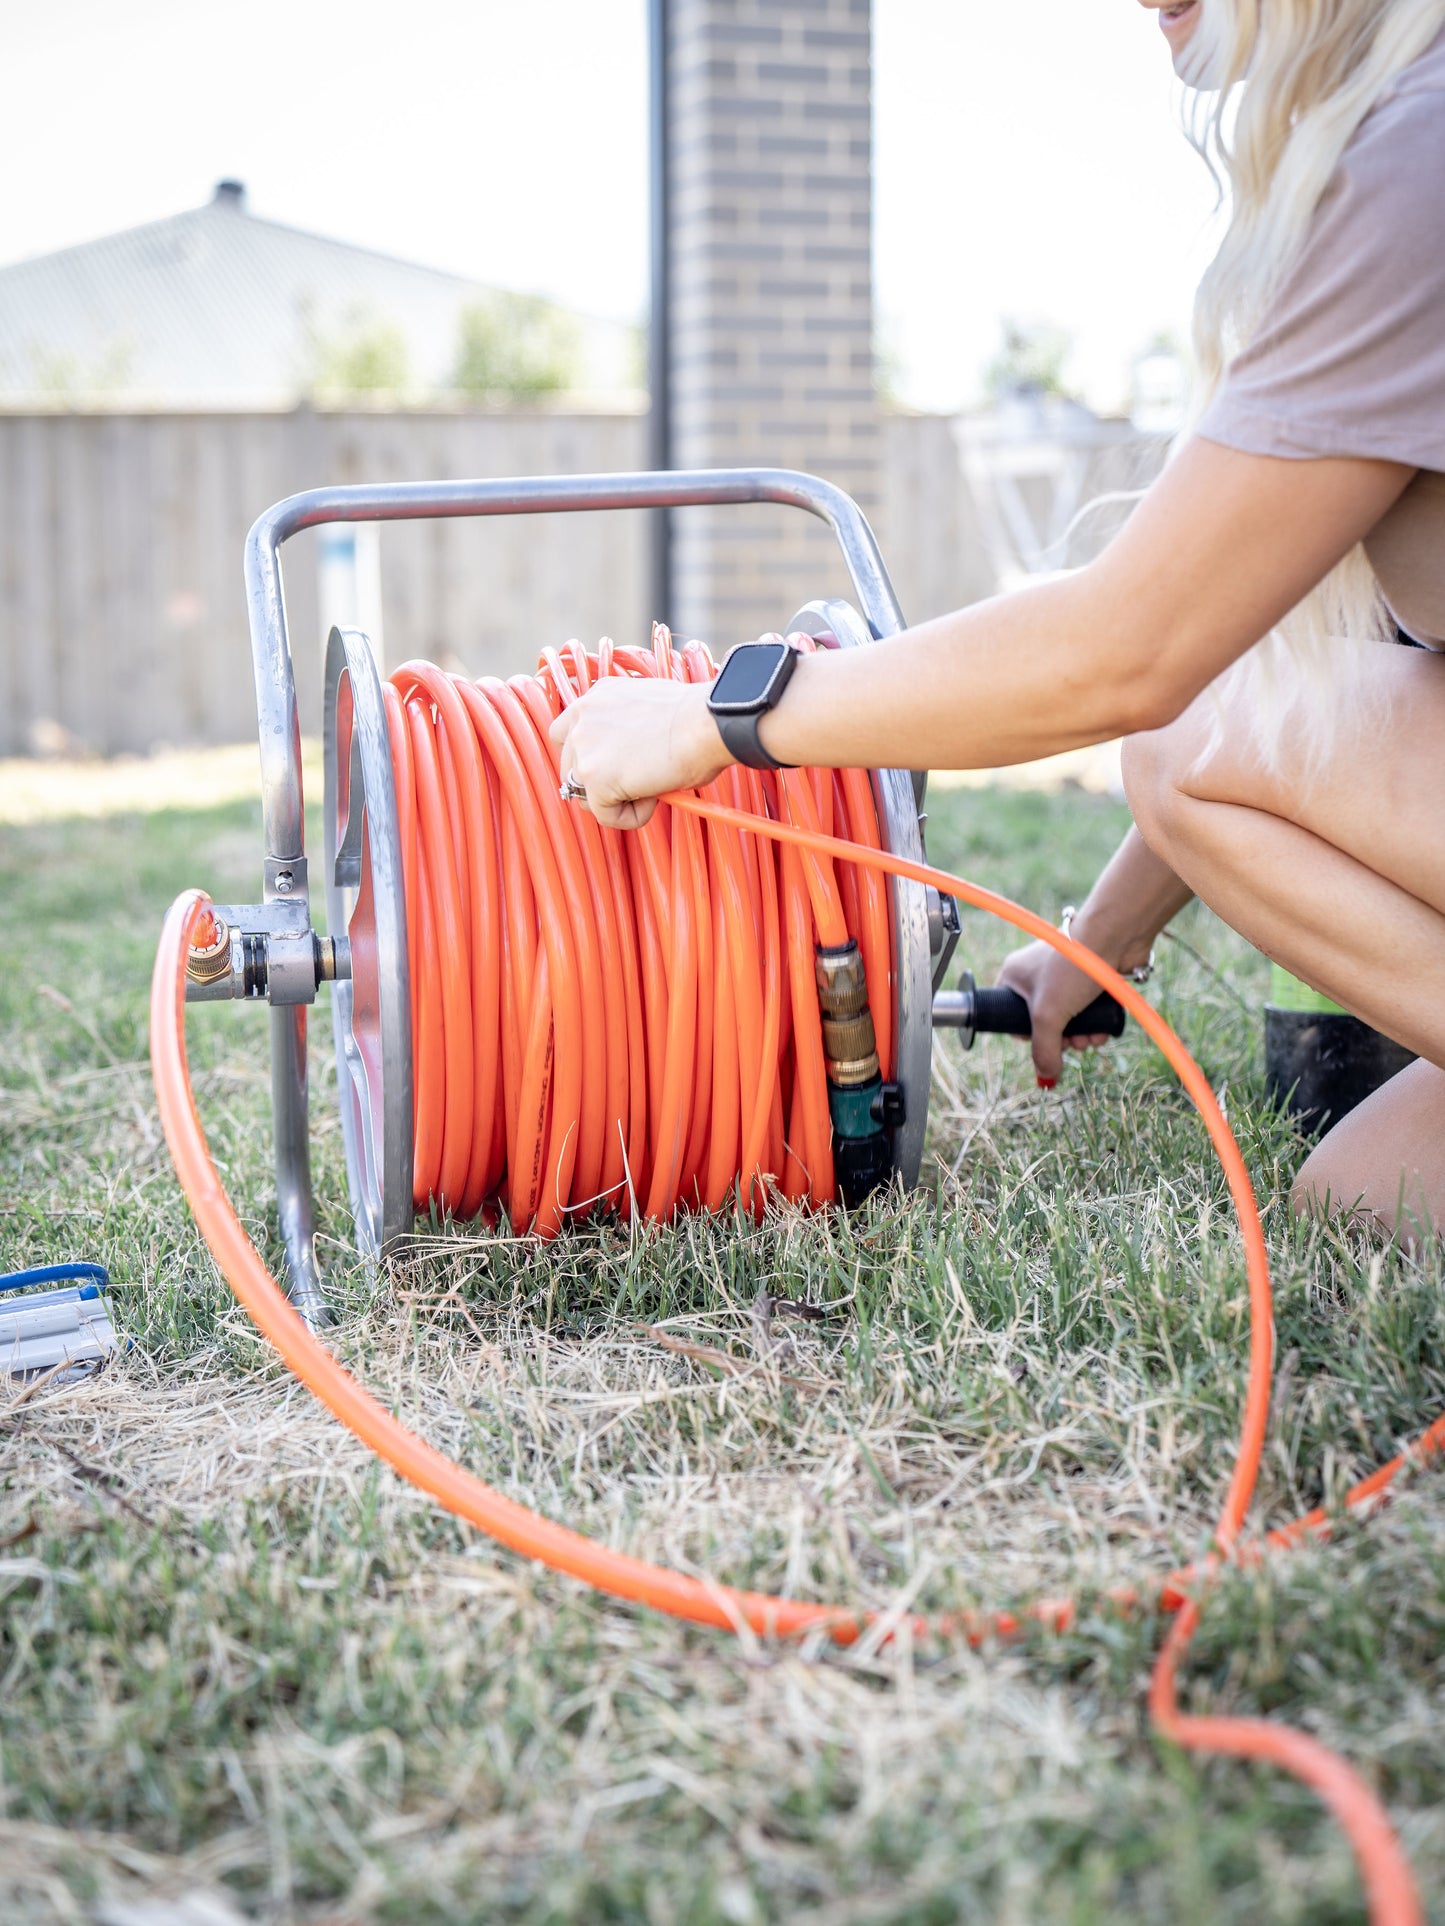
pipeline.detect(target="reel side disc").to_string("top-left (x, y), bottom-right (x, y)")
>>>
top-left (322, 627), bottom-right (413, 1257)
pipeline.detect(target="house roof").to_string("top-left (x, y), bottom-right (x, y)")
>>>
top-left (0, 181), bottom-right (635, 406)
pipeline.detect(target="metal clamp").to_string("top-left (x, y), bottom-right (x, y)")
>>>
top-left (927, 888), bottom-right (962, 992)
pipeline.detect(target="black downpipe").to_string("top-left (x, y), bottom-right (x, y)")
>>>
top-left (647, 0), bottom-right (673, 628)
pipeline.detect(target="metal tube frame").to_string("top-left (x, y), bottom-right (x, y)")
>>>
top-left (243, 467), bottom-right (917, 1301)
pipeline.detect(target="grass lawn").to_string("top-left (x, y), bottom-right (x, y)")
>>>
top-left (2, 770), bottom-right (1443, 1924)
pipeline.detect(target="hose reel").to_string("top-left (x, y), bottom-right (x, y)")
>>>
top-left (187, 468), bottom-right (1113, 1320)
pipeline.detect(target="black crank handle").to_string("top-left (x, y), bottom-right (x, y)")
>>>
top-left (972, 986), bottom-right (1126, 1039)
top-left (931, 975), bottom-right (1126, 1043)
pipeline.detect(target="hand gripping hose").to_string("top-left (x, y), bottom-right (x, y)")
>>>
top-left (150, 706), bottom-right (1440, 1926)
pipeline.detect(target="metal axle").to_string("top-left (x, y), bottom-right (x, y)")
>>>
top-left (186, 916), bottom-right (349, 1005)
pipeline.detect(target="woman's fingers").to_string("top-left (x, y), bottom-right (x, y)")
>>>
top-left (997, 956), bottom-right (1065, 1082)
top-left (1029, 1020), bottom-right (1067, 1086)
top-left (588, 795), bottom-right (658, 831)
top-left (996, 940), bottom-right (1115, 1086)
top-left (549, 677), bottom-right (729, 821)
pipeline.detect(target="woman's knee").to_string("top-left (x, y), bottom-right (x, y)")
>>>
top-left (1121, 716), bottom-right (1197, 854)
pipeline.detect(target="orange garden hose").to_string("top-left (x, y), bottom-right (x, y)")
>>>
top-left (148, 635), bottom-right (1442, 1925)
top-left (385, 630), bottom-right (893, 1230)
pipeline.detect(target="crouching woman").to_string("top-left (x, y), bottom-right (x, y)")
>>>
top-left (553, 0), bottom-right (1445, 1241)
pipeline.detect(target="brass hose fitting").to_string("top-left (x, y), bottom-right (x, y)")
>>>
top-left (814, 943), bottom-right (869, 1017)
top-left (186, 915), bottom-right (233, 986)
top-left (815, 941), bottom-right (880, 1086)
top-left (819, 1010), bottom-right (877, 1064)
top-left (823, 1048), bottom-right (882, 1089)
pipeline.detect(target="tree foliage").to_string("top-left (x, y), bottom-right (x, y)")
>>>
top-left (452, 293), bottom-right (580, 400)
top-left (305, 306), bottom-right (411, 399)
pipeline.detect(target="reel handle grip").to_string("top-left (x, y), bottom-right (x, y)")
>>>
top-left (971, 986), bottom-right (1126, 1040)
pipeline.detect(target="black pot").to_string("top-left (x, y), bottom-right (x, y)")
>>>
top-left (1264, 1005), bottom-right (1415, 1136)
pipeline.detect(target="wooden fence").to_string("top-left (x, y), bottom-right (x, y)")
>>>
top-left (0, 406), bottom-right (1163, 756)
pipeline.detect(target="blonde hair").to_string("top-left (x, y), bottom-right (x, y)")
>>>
top-left (1179, 0), bottom-right (1445, 749)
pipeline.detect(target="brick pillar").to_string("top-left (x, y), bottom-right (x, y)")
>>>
top-left (664, 0), bottom-right (878, 646)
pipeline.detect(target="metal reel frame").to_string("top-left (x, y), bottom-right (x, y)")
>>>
top-left (242, 468), bottom-right (931, 1294)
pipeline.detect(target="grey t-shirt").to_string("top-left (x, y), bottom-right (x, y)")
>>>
top-left (1197, 28), bottom-right (1445, 644)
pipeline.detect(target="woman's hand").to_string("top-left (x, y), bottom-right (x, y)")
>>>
top-left (995, 939), bottom-right (1117, 1086)
top-left (549, 677), bottom-right (732, 829)
top-left (995, 827), bottom-right (1195, 1085)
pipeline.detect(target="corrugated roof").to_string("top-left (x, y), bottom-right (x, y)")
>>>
top-left (0, 183), bottom-right (636, 405)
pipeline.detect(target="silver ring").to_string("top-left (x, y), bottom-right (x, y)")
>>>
top-left (558, 772), bottom-right (586, 803)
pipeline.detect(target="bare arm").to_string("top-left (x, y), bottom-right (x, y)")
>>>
top-left (1067, 827), bottom-right (1195, 976)
top-left (552, 437), bottom-right (1412, 828)
top-left (995, 828), bottom-right (1196, 1084)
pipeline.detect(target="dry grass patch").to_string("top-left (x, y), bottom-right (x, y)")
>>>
top-left (2, 784), bottom-right (1443, 1924)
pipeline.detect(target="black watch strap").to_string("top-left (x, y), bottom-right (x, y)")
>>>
top-left (707, 639), bottom-right (799, 771)
top-left (713, 709), bottom-right (792, 771)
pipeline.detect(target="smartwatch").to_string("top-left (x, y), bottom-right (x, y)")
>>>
top-left (706, 638), bottom-right (799, 771)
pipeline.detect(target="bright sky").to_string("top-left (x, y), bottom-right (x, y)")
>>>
top-left (1, 0), bottom-right (1221, 413)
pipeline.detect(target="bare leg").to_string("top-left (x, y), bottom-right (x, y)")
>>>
top-left (1290, 1059), bottom-right (1445, 1248)
top-left (1122, 641), bottom-right (1445, 1240)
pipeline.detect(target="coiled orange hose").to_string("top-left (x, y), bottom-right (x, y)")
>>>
top-left (386, 629), bottom-right (892, 1229)
top-left (149, 639), bottom-right (1437, 1925)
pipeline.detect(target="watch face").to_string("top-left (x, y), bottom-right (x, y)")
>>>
top-left (710, 642), bottom-right (791, 713)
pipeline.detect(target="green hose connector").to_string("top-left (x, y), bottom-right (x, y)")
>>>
top-left (827, 1077), bottom-right (883, 1142)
